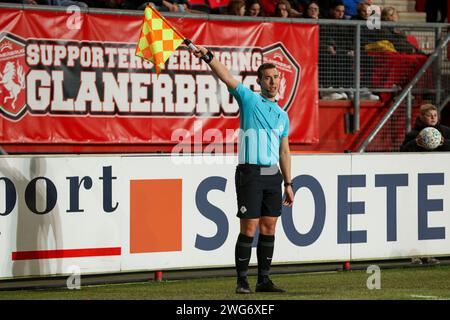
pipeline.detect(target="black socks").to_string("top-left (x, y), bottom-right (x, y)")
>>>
top-left (257, 234), bottom-right (275, 283)
top-left (235, 233), bottom-right (253, 281)
top-left (235, 233), bottom-right (275, 283)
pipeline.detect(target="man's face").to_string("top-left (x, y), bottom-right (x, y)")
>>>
top-left (257, 68), bottom-right (280, 99)
top-left (421, 110), bottom-right (438, 126)
top-left (359, 4), bottom-right (370, 19)
top-left (307, 3), bottom-right (320, 19)
top-left (249, 3), bottom-right (260, 16)
top-left (331, 5), bottom-right (345, 19)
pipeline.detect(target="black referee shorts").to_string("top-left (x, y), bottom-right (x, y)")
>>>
top-left (234, 164), bottom-right (283, 219)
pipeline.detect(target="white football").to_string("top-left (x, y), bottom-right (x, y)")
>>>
top-left (419, 127), bottom-right (442, 150)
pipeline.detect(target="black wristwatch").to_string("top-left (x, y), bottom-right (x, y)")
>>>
top-left (284, 182), bottom-right (293, 187)
top-left (200, 50), bottom-right (214, 64)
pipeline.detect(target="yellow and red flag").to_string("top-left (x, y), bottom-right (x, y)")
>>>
top-left (135, 5), bottom-right (185, 74)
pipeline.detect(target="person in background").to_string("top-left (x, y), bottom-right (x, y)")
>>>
top-left (400, 104), bottom-right (449, 265)
top-left (351, 1), bottom-right (370, 20)
top-left (381, 6), bottom-right (398, 22)
top-left (227, 0), bottom-right (246, 16)
top-left (246, 0), bottom-right (264, 16)
top-left (351, 1), bottom-right (380, 100)
top-left (273, 0), bottom-right (302, 17)
top-left (302, 0), bottom-right (320, 18)
top-left (273, 0), bottom-right (291, 17)
top-left (379, 7), bottom-right (425, 54)
top-left (400, 104), bottom-right (450, 152)
top-left (329, 0), bottom-right (346, 19)
top-left (319, 0), bottom-right (354, 99)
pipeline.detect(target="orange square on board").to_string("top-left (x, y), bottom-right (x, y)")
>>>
top-left (130, 179), bottom-right (182, 253)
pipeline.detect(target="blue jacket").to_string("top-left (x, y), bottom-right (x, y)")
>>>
top-left (343, 0), bottom-right (361, 17)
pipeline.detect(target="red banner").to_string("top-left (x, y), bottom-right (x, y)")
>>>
top-left (0, 8), bottom-right (318, 149)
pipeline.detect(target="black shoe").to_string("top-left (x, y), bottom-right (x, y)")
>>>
top-left (423, 257), bottom-right (440, 265)
top-left (255, 278), bottom-right (285, 293)
top-left (235, 278), bottom-right (252, 294)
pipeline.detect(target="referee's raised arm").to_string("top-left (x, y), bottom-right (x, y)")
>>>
top-left (190, 45), bottom-right (239, 90)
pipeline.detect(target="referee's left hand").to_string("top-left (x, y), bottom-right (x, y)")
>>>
top-left (283, 186), bottom-right (294, 207)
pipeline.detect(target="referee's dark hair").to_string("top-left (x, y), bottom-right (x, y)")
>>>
top-left (257, 63), bottom-right (277, 79)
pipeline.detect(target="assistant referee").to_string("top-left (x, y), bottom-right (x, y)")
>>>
top-left (190, 45), bottom-right (294, 294)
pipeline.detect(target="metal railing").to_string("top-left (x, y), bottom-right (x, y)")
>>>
top-left (316, 19), bottom-right (449, 138)
top-left (358, 32), bottom-right (450, 152)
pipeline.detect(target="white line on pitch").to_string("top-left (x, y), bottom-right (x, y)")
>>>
top-left (410, 294), bottom-right (440, 300)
